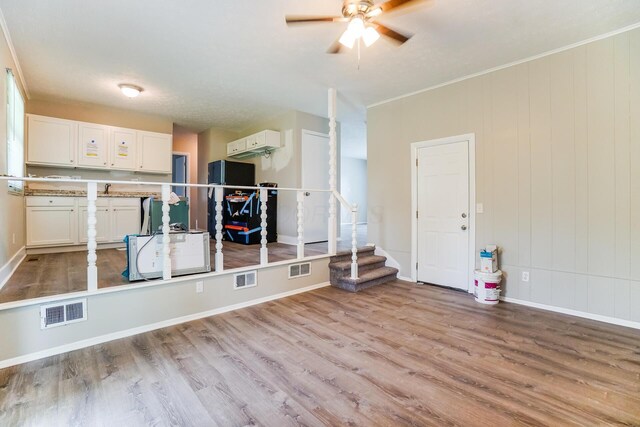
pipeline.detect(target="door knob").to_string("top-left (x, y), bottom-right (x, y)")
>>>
top-left (305, 192), bottom-right (310, 196)
top-left (461, 225), bottom-right (467, 231)
top-left (461, 213), bottom-right (467, 218)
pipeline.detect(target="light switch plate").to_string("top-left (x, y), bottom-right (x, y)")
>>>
top-left (476, 203), bottom-right (484, 214)
top-left (522, 272), bottom-right (530, 282)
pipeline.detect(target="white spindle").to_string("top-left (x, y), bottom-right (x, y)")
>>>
top-left (328, 88), bottom-right (338, 255)
top-left (214, 187), bottom-right (224, 272)
top-left (86, 182), bottom-right (98, 291)
top-left (296, 190), bottom-right (305, 259)
top-left (161, 184), bottom-right (171, 280)
top-left (351, 204), bottom-right (359, 279)
top-left (260, 188), bottom-right (268, 265)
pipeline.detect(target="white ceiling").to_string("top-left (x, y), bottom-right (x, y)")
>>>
top-left (1, 0), bottom-right (639, 156)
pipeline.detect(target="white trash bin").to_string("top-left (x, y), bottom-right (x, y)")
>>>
top-left (474, 270), bottom-right (502, 305)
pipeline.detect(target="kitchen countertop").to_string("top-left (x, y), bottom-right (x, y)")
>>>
top-left (24, 189), bottom-right (161, 198)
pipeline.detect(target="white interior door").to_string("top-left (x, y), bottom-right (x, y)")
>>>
top-left (301, 130), bottom-right (329, 243)
top-left (417, 141), bottom-right (469, 290)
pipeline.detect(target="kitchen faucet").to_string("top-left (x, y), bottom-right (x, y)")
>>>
top-left (104, 183), bottom-right (111, 195)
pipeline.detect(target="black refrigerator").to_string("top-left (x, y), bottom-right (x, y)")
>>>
top-left (207, 160), bottom-right (255, 235)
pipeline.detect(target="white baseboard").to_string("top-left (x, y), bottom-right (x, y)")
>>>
top-left (277, 234), bottom-right (297, 245)
top-left (398, 275), bottom-right (414, 282)
top-left (0, 281), bottom-right (331, 369)
top-left (0, 246), bottom-right (25, 291)
top-left (501, 296), bottom-right (640, 330)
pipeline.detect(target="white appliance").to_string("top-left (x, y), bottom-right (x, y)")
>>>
top-left (125, 232), bottom-right (210, 281)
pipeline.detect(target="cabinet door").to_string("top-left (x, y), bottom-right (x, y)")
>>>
top-left (77, 123), bottom-right (109, 168)
top-left (111, 202), bottom-right (141, 242)
top-left (253, 131), bottom-right (266, 148)
top-left (137, 131), bottom-right (172, 173)
top-left (27, 206), bottom-right (77, 246)
top-left (79, 204), bottom-right (110, 243)
top-left (27, 115), bottom-right (77, 167)
top-left (110, 128), bottom-right (137, 170)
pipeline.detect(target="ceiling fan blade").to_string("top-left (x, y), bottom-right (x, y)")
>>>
top-left (376, 0), bottom-right (425, 14)
top-left (285, 16), bottom-right (346, 24)
top-left (373, 23), bottom-right (412, 44)
top-left (327, 39), bottom-right (346, 54)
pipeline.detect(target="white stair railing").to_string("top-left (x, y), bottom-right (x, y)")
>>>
top-left (86, 182), bottom-right (98, 291)
top-left (259, 188), bottom-right (268, 265)
top-left (296, 190), bottom-right (305, 259)
top-left (333, 190), bottom-right (359, 279)
top-left (214, 187), bottom-right (224, 272)
top-left (0, 175), bottom-right (360, 290)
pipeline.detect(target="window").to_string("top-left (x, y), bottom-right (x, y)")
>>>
top-left (6, 69), bottom-right (24, 193)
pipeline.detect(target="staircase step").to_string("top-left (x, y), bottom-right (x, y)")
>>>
top-left (329, 255), bottom-right (387, 271)
top-left (332, 266), bottom-right (398, 293)
top-left (330, 245), bottom-right (376, 263)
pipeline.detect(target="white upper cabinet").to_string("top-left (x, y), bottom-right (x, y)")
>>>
top-left (27, 115), bottom-right (78, 167)
top-left (110, 128), bottom-right (137, 170)
top-left (227, 130), bottom-right (280, 159)
top-left (26, 114), bottom-right (172, 174)
top-left (77, 123), bottom-right (109, 169)
top-left (137, 131), bottom-right (172, 174)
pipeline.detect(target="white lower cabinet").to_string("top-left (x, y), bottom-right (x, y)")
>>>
top-left (78, 199), bottom-right (110, 243)
top-left (110, 199), bottom-right (141, 242)
top-left (26, 197), bottom-right (78, 247)
top-left (28, 196), bottom-right (141, 248)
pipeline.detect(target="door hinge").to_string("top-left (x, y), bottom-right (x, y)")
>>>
top-left (415, 158), bottom-right (418, 167)
top-left (416, 262), bottom-right (418, 270)
top-left (416, 211), bottom-right (418, 219)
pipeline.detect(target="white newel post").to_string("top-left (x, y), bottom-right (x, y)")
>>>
top-left (260, 188), bottom-right (268, 265)
top-left (351, 204), bottom-right (359, 279)
top-left (86, 182), bottom-right (98, 291)
top-left (214, 187), bottom-right (224, 272)
top-left (328, 88), bottom-right (338, 255)
top-left (161, 184), bottom-right (172, 280)
top-left (296, 190), bottom-right (305, 259)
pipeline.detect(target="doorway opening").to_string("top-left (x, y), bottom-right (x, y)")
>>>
top-left (172, 153), bottom-right (189, 197)
top-left (411, 134), bottom-right (476, 292)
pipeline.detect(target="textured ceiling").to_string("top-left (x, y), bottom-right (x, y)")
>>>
top-left (1, 0), bottom-right (639, 154)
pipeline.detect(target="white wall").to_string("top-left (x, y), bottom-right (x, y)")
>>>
top-left (0, 23), bottom-right (26, 274)
top-left (340, 157), bottom-right (367, 224)
top-left (367, 28), bottom-right (640, 323)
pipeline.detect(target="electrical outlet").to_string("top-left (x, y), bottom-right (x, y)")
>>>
top-left (196, 281), bottom-right (204, 293)
top-left (476, 203), bottom-right (484, 214)
top-left (522, 271), bottom-right (530, 282)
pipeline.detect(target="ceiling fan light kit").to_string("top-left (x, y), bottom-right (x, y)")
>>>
top-left (285, 0), bottom-right (419, 54)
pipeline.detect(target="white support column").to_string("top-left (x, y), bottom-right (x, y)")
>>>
top-left (161, 184), bottom-right (172, 280)
top-left (86, 182), bottom-right (98, 291)
top-left (296, 190), bottom-right (305, 259)
top-left (259, 188), bottom-right (268, 265)
top-left (328, 88), bottom-right (338, 255)
top-left (214, 187), bottom-right (224, 272)
top-left (351, 204), bottom-right (359, 279)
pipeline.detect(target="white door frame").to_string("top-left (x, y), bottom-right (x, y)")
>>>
top-left (410, 133), bottom-right (476, 293)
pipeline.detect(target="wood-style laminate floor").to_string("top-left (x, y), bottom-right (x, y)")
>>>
top-left (1, 280), bottom-right (639, 426)
top-left (0, 225), bottom-right (368, 304)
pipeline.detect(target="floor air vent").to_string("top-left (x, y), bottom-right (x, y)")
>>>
top-left (234, 271), bottom-right (257, 290)
top-left (289, 262), bottom-right (311, 278)
top-left (40, 299), bottom-right (87, 329)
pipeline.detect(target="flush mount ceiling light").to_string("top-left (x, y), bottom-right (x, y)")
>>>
top-left (118, 84), bottom-right (143, 98)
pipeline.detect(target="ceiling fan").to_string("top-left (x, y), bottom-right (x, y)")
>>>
top-left (285, 0), bottom-right (423, 53)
